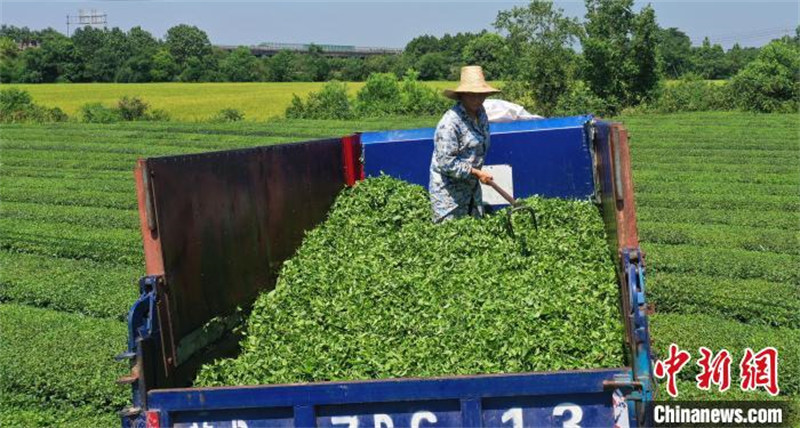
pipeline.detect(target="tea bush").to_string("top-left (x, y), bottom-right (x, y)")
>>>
top-left (196, 176), bottom-right (624, 386)
top-left (651, 313), bottom-right (800, 395)
top-left (0, 304), bottom-right (128, 412)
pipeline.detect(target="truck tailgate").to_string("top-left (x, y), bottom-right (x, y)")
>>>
top-left (146, 368), bottom-right (633, 427)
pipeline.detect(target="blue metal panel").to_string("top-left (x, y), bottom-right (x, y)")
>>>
top-left (359, 115), bottom-right (593, 144)
top-left (360, 116), bottom-right (595, 201)
top-left (149, 368), bottom-right (632, 427)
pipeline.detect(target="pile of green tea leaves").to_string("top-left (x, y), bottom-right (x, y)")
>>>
top-left (196, 176), bottom-right (624, 387)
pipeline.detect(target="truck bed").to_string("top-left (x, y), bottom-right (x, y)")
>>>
top-left (120, 116), bottom-right (654, 427)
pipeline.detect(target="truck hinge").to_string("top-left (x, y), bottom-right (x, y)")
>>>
top-left (119, 406), bottom-right (141, 417)
top-left (142, 163), bottom-right (157, 232)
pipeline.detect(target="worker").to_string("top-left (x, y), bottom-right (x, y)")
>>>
top-left (429, 65), bottom-right (501, 223)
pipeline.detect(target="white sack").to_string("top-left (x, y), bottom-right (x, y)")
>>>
top-left (483, 99), bottom-right (543, 123)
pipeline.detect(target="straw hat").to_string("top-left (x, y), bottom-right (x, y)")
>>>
top-left (443, 65), bottom-right (501, 100)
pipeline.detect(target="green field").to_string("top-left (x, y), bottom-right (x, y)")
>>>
top-left (6, 81), bottom-right (464, 122)
top-left (1, 111), bottom-right (798, 425)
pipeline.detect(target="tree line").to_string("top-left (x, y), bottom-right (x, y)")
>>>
top-left (1, 0), bottom-right (797, 116)
top-left (0, 24), bottom-right (486, 84)
top-left (0, 5), bottom-right (791, 86)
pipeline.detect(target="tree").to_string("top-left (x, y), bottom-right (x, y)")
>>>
top-left (0, 37), bottom-right (23, 83)
top-left (328, 57), bottom-right (366, 81)
top-left (178, 48), bottom-right (223, 82)
top-left (630, 5), bottom-right (660, 103)
top-left (303, 44), bottom-right (331, 81)
top-left (582, 0), bottom-right (660, 111)
top-left (692, 37), bottom-right (728, 79)
top-left (179, 56), bottom-right (207, 82)
top-left (494, 0), bottom-right (582, 115)
top-left (265, 50), bottom-right (295, 82)
top-left (165, 24), bottom-right (212, 66)
top-left (439, 32), bottom-right (481, 63)
top-left (127, 26), bottom-right (159, 58)
top-left (341, 57), bottom-right (366, 81)
top-left (150, 48), bottom-right (179, 82)
top-left (728, 40), bottom-right (800, 112)
top-left (0, 25), bottom-right (36, 43)
top-left (415, 52), bottom-right (449, 80)
top-left (404, 35), bottom-right (440, 59)
top-left (725, 43), bottom-right (759, 76)
top-left (71, 26), bottom-right (105, 81)
top-left (657, 27), bottom-right (692, 78)
top-left (221, 46), bottom-right (259, 82)
top-left (22, 31), bottom-right (76, 82)
top-left (462, 32), bottom-right (509, 80)
top-left (96, 28), bottom-right (131, 81)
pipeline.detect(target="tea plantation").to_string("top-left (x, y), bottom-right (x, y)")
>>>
top-left (0, 112), bottom-right (797, 425)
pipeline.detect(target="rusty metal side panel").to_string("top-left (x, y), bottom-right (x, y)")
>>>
top-left (594, 121), bottom-right (620, 264)
top-left (144, 138), bottom-right (345, 346)
top-left (594, 122), bottom-right (640, 258)
top-left (610, 124), bottom-right (640, 250)
top-left (135, 160), bottom-right (164, 276)
top-left (594, 120), bottom-right (644, 372)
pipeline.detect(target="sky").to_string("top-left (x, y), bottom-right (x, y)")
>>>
top-left (1, 1), bottom-right (797, 50)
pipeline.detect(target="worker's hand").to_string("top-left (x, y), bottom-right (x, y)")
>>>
top-left (471, 168), bottom-right (493, 184)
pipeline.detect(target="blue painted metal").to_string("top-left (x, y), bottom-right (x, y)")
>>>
top-left (147, 368), bottom-right (632, 427)
top-left (624, 249), bottom-right (655, 407)
top-left (120, 275), bottom-right (163, 428)
top-left (360, 115), bottom-right (596, 201)
top-left (359, 115), bottom-right (593, 144)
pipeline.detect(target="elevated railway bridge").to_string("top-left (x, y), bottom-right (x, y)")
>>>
top-left (216, 42), bottom-right (403, 58)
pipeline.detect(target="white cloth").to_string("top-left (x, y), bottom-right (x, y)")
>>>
top-left (483, 99), bottom-right (543, 123)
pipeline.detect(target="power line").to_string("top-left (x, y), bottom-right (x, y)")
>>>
top-left (66, 9), bottom-right (107, 36)
top-left (695, 27), bottom-right (793, 45)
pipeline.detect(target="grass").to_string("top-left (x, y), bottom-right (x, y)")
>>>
top-left (0, 110), bottom-right (797, 423)
top-left (6, 81), bottom-right (465, 121)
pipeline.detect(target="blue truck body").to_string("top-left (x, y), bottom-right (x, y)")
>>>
top-left (121, 116), bottom-right (655, 428)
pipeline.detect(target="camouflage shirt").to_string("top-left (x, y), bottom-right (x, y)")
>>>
top-left (429, 101), bottom-right (490, 223)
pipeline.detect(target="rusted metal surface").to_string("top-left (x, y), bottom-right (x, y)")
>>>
top-left (138, 138), bottom-right (346, 372)
top-left (594, 120), bottom-right (642, 362)
top-left (594, 121), bottom-right (640, 261)
top-left (609, 124), bottom-right (640, 250)
top-left (594, 121), bottom-right (620, 264)
top-left (135, 161), bottom-right (164, 276)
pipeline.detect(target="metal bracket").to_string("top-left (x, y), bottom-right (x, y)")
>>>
top-left (621, 249), bottom-right (655, 405)
top-left (141, 163), bottom-right (157, 232)
top-left (118, 275), bottom-right (164, 426)
top-left (587, 119), bottom-right (603, 205)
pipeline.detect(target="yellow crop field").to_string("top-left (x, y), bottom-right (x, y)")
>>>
top-left (7, 81), bottom-right (467, 122)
